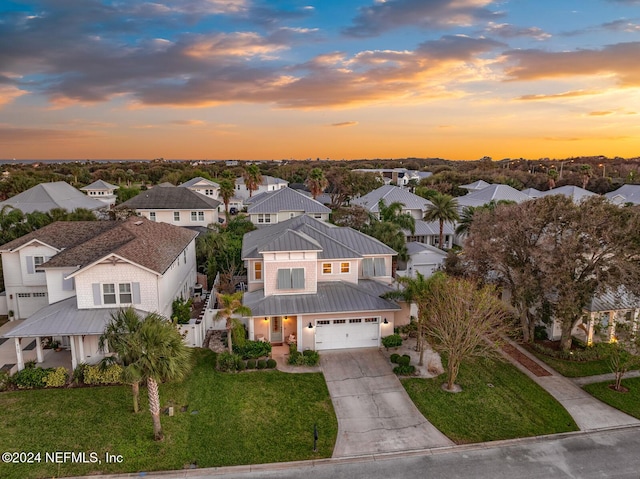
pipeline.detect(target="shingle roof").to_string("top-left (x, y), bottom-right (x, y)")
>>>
top-left (242, 215), bottom-right (395, 260)
top-left (540, 185), bottom-right (597, 203)
top-left (80, 180), bottom-right (118, 191)
top-left (247, 187), bottom-right (330, 214)
top-left (44, 217), bottom-right (197, 275)
top-left (119, 185), bottom-right (221, 210)
top-left (178, 176), bottom-right (220, 188)
top-left (0, 181), bottom-right (106, 214)
top-left (0, 221), bottom-right (119, 252)
top-left (605, 185), bottom-right (640, 205)
top-left (456, 184), bottom-right (531, 208)
top-left (243, 281), bottom-right (400, 317)
top-left (351, 185), bottom-right (432, 213)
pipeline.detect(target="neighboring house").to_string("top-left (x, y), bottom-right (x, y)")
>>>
top-left (352, 168), bottom-right (432, 187)
top-left (352, 185), bottom-right (432, 220)
top-left (179, 176), bottom-right (220, 201)
top-left (235, 175), bottom-right (288, 200)
top-left (456, 184), bottom-right (531, 209)
top-left (80, 180), bottom-right (119, 206)
top-left (521, 187), bottom-right (542, 198)
top-left (407, 220), bottom-right (455, 249)
top-left (396, 242), bottom-right (447, 279)
top-left (0, 181), bottom-right (106, 214)
top-left (605, 185), bottom-right (640, 206)
top-left (242, 215), bottom-right (407, 351)
top-left (539, 185), bottom-right (597, 203)
top-left (245, 187), bottom-right (331, 226)
top-left (1, 217), bottom-right (198, 371)
top-left (118, 185), bottom-right (221, 229)
top-left (459, 180), bottom-right (491, 192)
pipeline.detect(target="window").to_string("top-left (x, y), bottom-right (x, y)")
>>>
top-left (277, 268), bottom-right (304, 290)
top-left (322, 263), bottom-right (332, 274)
top-left (340, 262), bottom-right (350, 274)
top-left (333, 319), bottom-right (346, 324)
top-left (254, 262), bottom-right (263, 280)
top-left (198, 211), bottom-right (204, 221)
top-left (349, 318), bottom-right (362, 324)
top-left (257, 214), bottom-right (271, 224)
top-left (314, 214), bottom-right (323, 219)
top-left (190, 211), bottom-right (204, 222)
top-left (119, 283), bottom-right (132, 304)
top-left (33, 292), bottom-right (47, 298)
top-left (34, 256), bottom-right (45, 273)
top-left (149, 212), bottom-right (156, 222)
top-left (17, 293), bottom-right (31, 298)
top-left (103, 284), bottom-right (117, 304)
top-left (365, 318), bottom-right (378, 323)
top-left (183, 250), bottom-right (187, 263)
top-left (362, 258), bottom-right (386, 277)
top-left (205, 189), bottom-right (215, 196)
top-left (174, 211), bottom-right (180, 222)
top-left (317, 320), bottom-right (330, 325)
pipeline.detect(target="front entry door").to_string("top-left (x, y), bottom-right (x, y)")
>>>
top-left (270, 316), bottom-right (283, 343)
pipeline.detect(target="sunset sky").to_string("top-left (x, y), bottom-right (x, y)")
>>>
top-left (1, 0), bottom-right (640, 161)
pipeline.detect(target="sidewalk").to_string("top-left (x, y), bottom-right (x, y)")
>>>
top-left (500, 337), bottom-right (640, 431)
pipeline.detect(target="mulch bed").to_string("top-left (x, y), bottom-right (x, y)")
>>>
top-left (502, 344), bottom-right (552, 377)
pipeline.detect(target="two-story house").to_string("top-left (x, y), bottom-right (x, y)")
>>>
top-left (235, 175), bottom-right (288, 200)
top-left (179, 176), bottom-right (220, 200)
top-left (245, 187), bottom-right (331, 226)
top-left (118, 185), bottom-right (221, 229)
top-left (241, 215), bottom-right (407, 351)
top-left (1, 217), bottom-right (198, 371)
top-left (80, 180), bottom-right (119, 207)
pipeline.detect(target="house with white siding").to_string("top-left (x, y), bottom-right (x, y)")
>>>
top-left (1, 217), bottom-right (198, 372)
top-left (235, 175), bottom-right (288, 200)
top-left (245, 187), bottom-right (331, 226)
top-left (80, 180), bottom-right (119, 206)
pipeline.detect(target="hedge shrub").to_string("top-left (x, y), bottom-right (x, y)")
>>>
top-left (257, 359), bottom-right (267, 370)
top-left (233, 340), bottom-right (272, 359)
top-left (393, 365), bottom-right (416, 375)
top-left (44, 367), bottom-right (68, 388)
top-left (382, 334), bottom-right (402, 349)
top-left (217, 352), bottom-right (243, 372)
top-left (246, 359), bottom-right (256, 369)
top-left (390, 353), bottom-right (400, 364)
top-left (0, 370), bottom-right (9, 392)
top-left (11, 366), bottom-right (49, 389)
top-left (266, 359), bottom-right (277, 369)
top-left (83, 364), bottom-right (124, 385)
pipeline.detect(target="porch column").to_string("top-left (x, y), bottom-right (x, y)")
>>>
top-left (35, 336), bottom-right (44, 363)
top-left (14, 337), bottom-right (24, 371)
top-left (248, 317), bottom-right (255, 341)
top-left (587, 312), bottom-right (596, 346)
top-left (608, 311), bottom-right (616, 342)
top-left (78, 335), bottom-right (85, 364)
top-left (632, 309), bottom-right (639, 334)
top-left (296, 315), bottom-right (303, 353)
top-left (69, 335), bottom-right (77, 370)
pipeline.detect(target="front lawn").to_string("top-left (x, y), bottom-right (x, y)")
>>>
top-left (526, 350), bottom-right (613, 378)
top-left (583, 378), bottom-right (640, 419)
top-left (0, 349), bottom-right (337, 479)
top-left (403, 358), bottom-right (578, 444)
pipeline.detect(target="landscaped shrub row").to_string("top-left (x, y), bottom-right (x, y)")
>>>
top-left (233, 340), bottom-right (272, 359)
top-left (10, 364), bottom-right (69, 389)
top-left (530, 341), bottom-right (613, 362)
top-left (287, 344), bottom-right (320, 366)
top-left (82, 364), bottom-right (125, 385)
top-left (216, 352), bottom-right (276, 372)
top-left (381, 334), bottom-right (403, 349)
top-left (390, 353), bottom-right (415, 375)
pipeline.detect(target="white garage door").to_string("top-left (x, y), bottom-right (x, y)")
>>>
top-left (315, 317), bottom-right (380, 350)
top-left (17, 292), bottom-right (49, 319)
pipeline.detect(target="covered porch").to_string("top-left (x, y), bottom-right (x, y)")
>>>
top-left (249, 315), bottom-right (300, 348)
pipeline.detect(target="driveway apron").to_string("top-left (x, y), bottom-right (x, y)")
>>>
top-left (321, 349), bottom-right (453, 458)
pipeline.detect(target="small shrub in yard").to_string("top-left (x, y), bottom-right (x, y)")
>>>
top-left (266, 359), bottom-right (277, 369)
top-left (236, 360), bottom-right (247, 371)
top-left (44, 367), bottom-right (68, 388)
top-left (246, 359), bottom-right (256, 369)
top-left (257, 359), bottom-right (267, 370)
top-left (302, 350), bottom-right (320, 366)
top-left (393, 364), bottom-right (416, 376)
top-left (72, 363), bottom-right (88, 384)
top-left (0, 370), bottom-right (9, 391)
top-left (382, 334), bottom-right (402, 349)
top-left (234, 340), bottom-right (272, 359)
top-left (11, 366), bottom-right (49, 389)
top-left (217, 352), bottom-right (243, 372)
top-left (390, 353), bottom-right (400, 364)
top-left (397, 355), bottom-right (411, 367)
top-left (288, 350), bottom-right (306, 366)
top-left (83, 364), bottom-right (124, 385)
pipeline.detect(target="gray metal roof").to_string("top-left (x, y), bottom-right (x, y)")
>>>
top-left (456, 184), bottom-right (531, 208)
top-left (605, 185), bottom-right (640, 205)
top-left (406, 241), bottom-right (448, 256)
top-left (178, 176), bottom-right (220, 188)
top-left (351, 185), bottom-right (432, 213)
top-left (2, 297), bottom-right (147, 338)
top-left (460, 180), bottom-right (491, 191)
top-left (248, 187), bottom-right (331, 214)
top-left (539, 185), bottom-right (597, 203)
top-left (243, 215), bottom-right (395, 260)
top-left (119, 185), bottom-right (221, 210)
top-left (80, 180), bottom-right (119, 191)
top-left (243, 281), bottom-right (400, 317)
top-left (0, 181), bottom-right (106, 214)
top-left (586, 288), bottom-right (640, 312)
top-left (236, 175), bottom-right (288, 186)
top-left (259, 229), bottom-right (322, 253)
top-left (407, 219), bottom-right (454, 236)
top-left (521, 188), bottom-right (542, 198)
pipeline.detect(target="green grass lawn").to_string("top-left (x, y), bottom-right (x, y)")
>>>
top-left (402, 358), bottom-right (578, 444)
top-left (583, 377), bottom-right (640, 419)
top-left (526, 350), bottom-right (613, 377)
top-left (0, 349), bottom-right (337, 479)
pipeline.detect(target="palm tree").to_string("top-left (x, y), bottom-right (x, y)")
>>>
top-left (305, 168), bottom-right (329, 199)
top-left (580, 164), bottom-right (592, 190)
top-left (99, 307), bottom-right (144, 413)
top-left (243, 164), bottom-right (262, 198)
top-left (423, 193), bottom-right (459, 249)
top-left (215, 292), bottom-right (252, 353)
top-left (218, 179), bottom-right (235, 220)
top-left (547, 168), bottom-right (558, 189)
top-left (454, 206), bottom-right (476, 236)
top-left (377, 200), bottom-right (415, 235)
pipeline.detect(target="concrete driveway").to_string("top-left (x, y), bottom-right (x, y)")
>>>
top-left (321, 349), bottom-right (454, 458)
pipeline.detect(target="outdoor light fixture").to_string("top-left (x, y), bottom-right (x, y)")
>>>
top-left (264, 317), bottom-right (268, 322)
top-left (383, 318), bottom-right (388, 324)
top-left (308, 322), bottom-right (313, 329)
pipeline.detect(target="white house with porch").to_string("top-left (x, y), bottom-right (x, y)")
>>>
top-left (1, 217), bottom-right (198, 372)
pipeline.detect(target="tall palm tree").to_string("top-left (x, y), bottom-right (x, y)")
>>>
top-left (99, 307), bottom-right (144, 413)
top-left (454, 206), bottom-right (477, 236)
top-left (218, 179), bottom-right (235, 220)
top-left (377, 200), bottom-right (416, 235)
top-left (547, 168), bottom-right (558, 189)
top-left (243, 164), bottom-right (262, 198)
top-left (216, 292), bottom-right (252, 353)
top-left (305, 168), bottom-right (329, 199)
top-left (580, 164), bottom-right (592, 190)
top-left (423, 193), bottom-right (459, 249)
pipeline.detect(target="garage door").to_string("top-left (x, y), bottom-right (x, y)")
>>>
top-left (17, 292), bottom-right (49, 319)
top-left (315, 318), bottom-right (379, 350)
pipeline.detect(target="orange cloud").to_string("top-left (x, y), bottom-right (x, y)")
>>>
top-left (330, 121), bottom-right (358, 127)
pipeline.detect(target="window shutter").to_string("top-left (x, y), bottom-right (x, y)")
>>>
top-left (277, 269), bottom-right (290, 289)
top-left (292, 268), bottom-right (304, 289)
top-left (92, 283), bottom-right (102, 305)
top-left (62, 276), bottom-right (74, 291)
top-left (374, 258), bottom-right (386, 276)
top-left (132, 282), bottom-right (141, 304)
top-left (26, 256), bottom-right (34, 274)
top-left (363, 258), bottom-right (374, 277)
